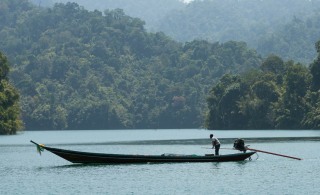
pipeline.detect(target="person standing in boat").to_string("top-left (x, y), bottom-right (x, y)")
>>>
top-left (210, 134), bottom-right (221, 155)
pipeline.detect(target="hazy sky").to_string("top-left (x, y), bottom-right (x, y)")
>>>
top-left (182, 0), bottom-right (194, 3)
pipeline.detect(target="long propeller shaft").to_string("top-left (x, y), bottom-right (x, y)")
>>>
top-left (246, 147), bottom-right (302, 160)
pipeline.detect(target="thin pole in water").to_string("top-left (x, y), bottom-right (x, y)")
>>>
top-left (246, 147), bottom-right (302, 160)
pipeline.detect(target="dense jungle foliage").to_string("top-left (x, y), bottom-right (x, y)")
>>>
top-left (39, 0), bottom-right (320, 64)
top-left (0, 0), bottom-right (262, 130)
top-left (206, 41), bottom-right (320, 130)
top-left (0, 52), bottom-right (22, 134)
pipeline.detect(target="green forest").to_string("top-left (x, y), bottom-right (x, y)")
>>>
top-left (0, 0), bottom-right (261, 131)
top-left (0, 0), bottom-right (319, 133)
top-left (206, 43), bottom-right (320, 129)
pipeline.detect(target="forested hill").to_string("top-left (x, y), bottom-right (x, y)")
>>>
top-left (206, 42), bottom-right (320, 130)
top-left (41, 0), bottom-right (320, 64)
top-left (0, 1), bottom-right (261, 130)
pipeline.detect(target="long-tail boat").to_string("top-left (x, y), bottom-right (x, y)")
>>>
top-left (30, 140), bottom-right (255, 164)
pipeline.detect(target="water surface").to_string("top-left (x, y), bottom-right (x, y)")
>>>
top-left (1, 129), bottom-right (319, 145)
top-left (0, 130), bottom-right (319, 194)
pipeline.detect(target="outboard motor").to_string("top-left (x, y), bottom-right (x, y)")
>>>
top-left (233, 138), bottom-right (247, 153)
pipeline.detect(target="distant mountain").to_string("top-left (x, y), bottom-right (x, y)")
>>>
top-left (32, 0), bottom-right (186, 32)
top-left (157, 0), bottom-right (320, 64)
top-left (35, 0), bottom-right (320, 64)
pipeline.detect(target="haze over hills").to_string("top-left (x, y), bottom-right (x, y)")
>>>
top-left (158, 0), bottom-right (320, 64)
top-left (31, 0), bottom-right (320, 64)
top-left (30, 0), bottom-right (187, 32)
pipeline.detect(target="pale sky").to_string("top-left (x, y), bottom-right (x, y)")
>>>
top-left (182, 0), bottom-right (194, 3)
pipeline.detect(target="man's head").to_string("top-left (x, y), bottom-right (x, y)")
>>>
top-left (210, 134), bottom-right (213, 139)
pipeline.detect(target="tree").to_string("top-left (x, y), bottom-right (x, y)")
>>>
top-left (260, 55), bottom-right (285, 75)
top-left (273, 63), bottom-right (311, 129)
top-left (0, 52), bottom-right (23, 135)
top-left (310, 41), bottom-right (320, 91)
top-left (206, 74), bottom-right (247, 130)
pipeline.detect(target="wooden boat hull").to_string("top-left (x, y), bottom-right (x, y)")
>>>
top-left (31, 141), bottom-right (255, 164)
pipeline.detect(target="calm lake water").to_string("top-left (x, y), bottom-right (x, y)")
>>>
top-left (1, 129), bottom-right (319, 195)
